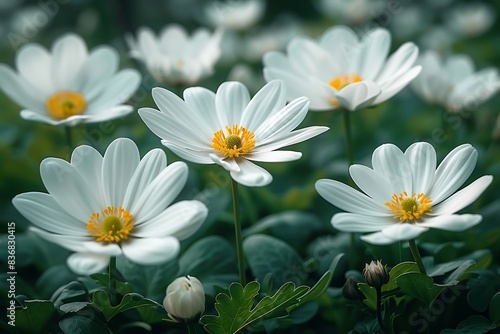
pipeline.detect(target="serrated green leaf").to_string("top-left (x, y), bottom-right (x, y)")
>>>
top-left (357, 283), bottom-right (377, 310)
top-left (395, 272), bottom-right (444, 307)
top-left (90, 290), bottom-right (161, 321)
top-left (201, 280), bottom-right (314, 334)
top-left (383, 262), bottom-right (419, 292)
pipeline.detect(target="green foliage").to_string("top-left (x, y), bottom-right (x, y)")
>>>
top-left (14, 300), bottom-right (55, 334)
top-left (440, 315), bottom-right (497, 334)
top-left (90, 290), bottom-right (161, 321)
top-left (395, 272), bottom-right (445, 308)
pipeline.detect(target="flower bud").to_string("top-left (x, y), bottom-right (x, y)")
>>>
top-left (163, 275), bottom-right (205, 323)
top-left (363, 260), bottom-right (390, 290)
top-left (342, 277), bottom-right (365, 301)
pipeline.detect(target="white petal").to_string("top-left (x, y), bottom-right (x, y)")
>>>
top-left (230, 158), bottom-right (272, 187)
top-left (429, 144), bottom-right (477, 204)
top-left (183, 86), bottom-right (220, 137)
top-left (209, 153), bottom-right (240, 172)
top-left (361, 231), bottom-right (398, 245)
top-left (83, 242), bottom-right (123, 256)
top-left (444, 54), bottom-right (475, 84)
top-left (16, 43), bottom-right (54, 95)
top-left (52, 33), bottom-right (88, 90)
top-left (315, 179), bottom-right (388, 215)
top-left (372, 66), bottom-right (422, 105)
top-left (418, 214), bottom-right (482, 231)
top-left (215, 81), bottom-right (250, 127)
top-left (358, 28), bottom-right (391, 81)
top-left (40, 158), bottom-right (101, 222)
top-left (432, 175), bottom-right (493, 215)
top-left (349, 165), bottom-right (393, 202)
top-left (71, 145), bottom-right (105, 205)
top-left (80, 46), bottom-right (120, 99)
top-left (332, 213), bottom-right (394, 232)
top-left (102, 138), bottom-right (140, 207)
top-left (30, 227), bottom-right (89, 253)
top-left (86, 69), bottom-right (140, 109)
top-left (161, 140), bottom-right (213, 164)
top-left (132, 200), bottom-right (208, 239)
top-left (254, 126), bottom-right (329, 152)
top-left (0, 65), bottom-right (45, 111)
top-left (131, 161), bottom-right (188, 223)
top-left (67, 252), bottom-right (110, 275)
top-left (319, 26), bottom-right (360, 74)
top-left (20, 110), bottom-right (90, 126)
top-left (121, 236), bottom-right (180, 265)
top-left (287, 37), bottom-right (336, 81)
top-left (122, 148), bottom-right (167, 209)
top-left (13, 193), bottom-right (88, 235)
top-left (376, 42), bottom-right (419, 85)
top-left (380, 223), bottom-right (428, 241)
top-left (240, 80), bottom-right (287, 130)
top-left (246, 151), bottom-right (301, 162)
top-left (404, 142), bottom-right (436, 195)
top-left (372, 144), bottom-right (412, 194)
top-left (335, 81), bottom-right (381, 111)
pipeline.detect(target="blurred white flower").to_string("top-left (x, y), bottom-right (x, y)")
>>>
top-left (139, 80), bottom-right (328, 187)
top-left (412, 50), bottom-right (500, 111)
top-left (204, 0), bottom-right (265, 31)
top-left (263, 26), bottom-right (421, 111)
top-left (389, 5), bottom-right (427, 38)
top-left (164, 275), bottom-right (205, 323)
top-left (445, 2), bottom-right (495, 38)
top-left (126, 24), bottom-right (222, 85)
top-left (316, 142), bottom-right (492, 245)
top-left (314, 0), bottom-right (386, 25)
top-left (418, 26), bottom-right (455, 55)
top-left (12, 138), bottom-right (208, 274)
top-left (227, 63), bottom-right (265, 94)
top-left (0, 33), bottom-right (141, 126)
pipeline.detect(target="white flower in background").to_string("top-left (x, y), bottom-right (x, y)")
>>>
top-left (0, 33), bottom-right (141, 126)
top-left (227, 64), bottom-right (265, 94)
top-left (163, 275), bottom-right (205, 323)
top-left (139, 80), bottom-right (329, 187)
top-left (412, 50), bottom-right (500, 112)
top-left (314, 0), bottom-right (386, 25)
top-left (126, 24), bottom-right (222, 85)
top-left (263, 26), bottom-right (421, 111)
top-left (418, 26), bottom-right (455, 55)
top-left (389, 5), bottom-right (427, 38)
top-left (203, 0), bottom-right (265, 31)
top-left (445, 2), bottom-right (495, 38)
top-left (12, 138), bottom-right (208, 275)
top-left (315, 142), bottom-right (493, 245)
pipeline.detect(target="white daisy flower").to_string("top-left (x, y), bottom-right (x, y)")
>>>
top-left (12, 138), bottom-right (208, 275)
top-left (126, 24), bottom-right (222, 85)
top-left (0, 33), bottom-right (141, 126)
top-left (314, 0), bottom-right (387, 25)
top-left (139, 80), bottom-right (329, 187)
top-left (203, 0), bottom-right (265, 31)
top-left (263, 25), bottom-right (422, 111)
top-left (412, 50), bottom-right (500, 112)
top-left (445, 2), bottom-right (495, 39)
top-left (315, 142), bottom-right (493, 245)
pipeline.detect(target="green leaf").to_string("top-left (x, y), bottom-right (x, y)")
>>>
top-left (15, 300), bottom-right (55, 334)
top-left (59, 315), bottom-right (110, 334)
top-left (489, 292), bottom-right (500, 325)
top-left (395, 272), bottom-right (444, 307)
top-left (35, 264), bottom-right (78, 299)
top-left (357, 283), bottom-right (377, 310)
top-left (201, 280), bottom-right (312, 334)
top-left (89, 273), bottom-right (133, 296)
top-left (440, 315), bottom-right (495, 334)
top-left (289, 268), bottom-right (335, 310)
top-left (467, 270), bottom-right (500, 312)
top-left (383, 261), bottom-right (419, 292)
top-left (90, 290), bottom-right (161, 321)
top-left (51, 281), bottom-right (88, 310)
top-left (244, 235), bottom-right (304, 288)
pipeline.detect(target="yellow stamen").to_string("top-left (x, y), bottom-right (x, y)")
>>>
top-left (212, 125), bottom-right (255, 158)
top-left (87, 206), bottom-right (134, 243)
top-left (385, 192), bottom-right (432, 222)
top-left (46, 91), bottom-right (86, 120)
top-left (176, 60), bottom-right (185, 68)
top-left (328, 74), bottom-right (363, 105)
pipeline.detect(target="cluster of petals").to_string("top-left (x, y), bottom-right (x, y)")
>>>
top-left (315, 142), bottom-right (492, 245)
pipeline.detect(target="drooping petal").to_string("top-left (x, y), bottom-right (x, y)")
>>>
top-left (19, 110), bottom-right (91, 126)
top-left (380, 223), bottom-right (428, 241)
top-left (131, 161), bottom-right (188, 223)
top-left (230, 158), bottom-right (272, 187)
top-left (372, 144), bottom-right (412, 194)
top-left (429, 144), bottom-right (477, 204)
top-left (431, 175), bottom-right (493, 215)
top-left (246, 151), bottom-right (302, 162)
top-left (315, 179), bottom-right (388, 215)
top-left (335, 81), bottom-right (381, 111)
top-left (67, 252), bottom-right (110, 275)
top-left (419, 214), bottom-right (482, 231)
top-left (83, 241), bottom-right (123, 256)
top-left (209, 154), bottom-right (240, 172)
top-left (360, 231), bottom-right (398, 245)
top-left (349, 165), bottom-right (393, 202)
top-left (102, 138), bottom-right (140, 208)
top-left (13, 192), bottom-right (88, 235)
top-left (30, 227), bottom-right (90, 253)
top-left (404, 142), bottom-right (436, 195)
top-left (332, 213), bottom-right (394, 232)
top-left (132, 200), bottom-right (207, 239)
top-left (121, 236), bottom-right (180, 265)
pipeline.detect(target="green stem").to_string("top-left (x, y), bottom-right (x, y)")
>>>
top-left (342, 108), bottom-right (354, 167)
top-left (109, 256), bottom-right (117, 305)
top-left (376, 287), bottom-right (386, 333)
top-left (231, 178), bottom-right (246, 286)
top-left (187, 323), bottom-right (197, 334)
top-left (64, 126), bottom-right (73, 152)
top-left (409, 239), bottom-right (426, 274)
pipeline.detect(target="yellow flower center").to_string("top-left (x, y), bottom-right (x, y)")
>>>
top-left (46, 91), bottom-right (86, 120)
top-left (212, 125), bottom-right (255, 158)
top-left (328, 74), bottom-right (363, 105)
top-left (87, 206), bottom-right (134, 243)
top-left (176, 59), bottom-right (185, 68)
top-left (385, 192), bottom-right (432, 222)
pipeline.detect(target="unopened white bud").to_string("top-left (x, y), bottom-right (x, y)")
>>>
top-left (163, 275), bottom-right (205, 323)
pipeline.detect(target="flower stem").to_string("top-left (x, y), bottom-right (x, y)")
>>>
top-left (231, 178), bottom-right (246, 286)
top-left (342, 108), bottom-right (354, 167)
top-left (64, 126), bottom-right (73, 152)
top-left (187, 323), bottom-right (197, 334)
top-left (376, 287), bottom-right (386, 332)
top-left (409, 239), bottom-right (426, 274)
top-left (109, 256), bottom-right (117, 305)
